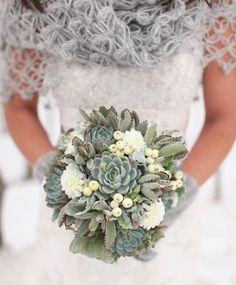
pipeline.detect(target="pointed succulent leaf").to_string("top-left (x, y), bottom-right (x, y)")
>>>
top-left (142, 182), bottom-right (160, 191)
top-left (99, 106), bottom-right (109, 117)
top-left (87, 142), bottom-right (96, 158)
top-left (136, 120), bottom-right (148, 136)
top-left (79, 109), bottom-right (91, 122)
top-left (94, 110), bottom-right (106, 125)
top-left (78, 146), bottom-right (88, 158)
top-left (92, 200), bottom-right (109, 211)
top-left (119, 109), bottom-right (132, 132)
top-left (159, 143), bottom-right (187, 158)
top-left (141, 187), bottom-right (157, 202)
top-left (75, 154), bottom-right (86, 165)
top-left (144, 124), bottom-right (157, 146)
top-left (131, 110), bottom-right (140, 128)
top-left (109, 106), bottom-right (118, 117)
top-left (138, 174), bottom-right (160, 184)
top-left (106, 112), bottom-right (118, 129)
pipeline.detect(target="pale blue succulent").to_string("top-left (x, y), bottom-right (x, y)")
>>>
top-left (87, 126), bottom-right (114, 146)
top-left (91, 152), bottom-right (140, 194)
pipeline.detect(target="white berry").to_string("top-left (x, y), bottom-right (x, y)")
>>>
top-left (147, 157), bottom-right (155, 165)
top-left (175, 180), bottom-right (183, 188)
top-left (114, 131), bottom-right (123, 141)
top-left (116, 140), bottom-right (126, 150)
top-left (83, 187), bottom-right (93, 197)
top-left (152, 149), bottom-right (159, 158)
top-left (175, 170), bottom-right (184, 179)
top-left (124, 145), bottom-right (133, 155)
top-left (116, 150), bottom-right (124, 157)
top-left (113, 193), bottom-right (124, 203)
top-left (109, 144), bottom-right (117, 153)
top-left (170, 181), bottom-right (177, 191)
top-left (122, 198), bottom-right (133, 208)
top-left (145, 148), bottom-right (153, 157)
top-left (110, 201), bottom-right (119, 209)
top-left (112, 207), bottom-right (122, 217)
top-left (89, 180), bottom-right (99, 191)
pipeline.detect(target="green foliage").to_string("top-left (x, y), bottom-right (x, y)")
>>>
top-left (43, 106), bottom-right (189, 263)
top-left (159, 142), bottom-right (188, 160)
top-left (144, 124), bottom-right (157, 146)
top-left (70, 233), bottom-right (116, 263)
top-left (105, 221), bottom-right (116, 249)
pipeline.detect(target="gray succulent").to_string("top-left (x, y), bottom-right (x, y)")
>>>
top-left (111, 229), bottom-right (146, 256)
top-left (87, 126), bottom-right (114, 148)
top-left (91, 152), bottom-right (140, 194)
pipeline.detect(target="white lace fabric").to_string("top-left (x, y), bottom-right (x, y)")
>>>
top-left (0, 0), bottom-right (236, 103)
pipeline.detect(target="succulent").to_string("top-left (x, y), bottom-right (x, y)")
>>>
top-left (111, 229), bottom-right (146, 256)
top-left (86, 126), bottom-right (115, 150)
top-left (91, 152), bottom-right (140, 194)
top-left (43, 166), bottom-right (70, 209)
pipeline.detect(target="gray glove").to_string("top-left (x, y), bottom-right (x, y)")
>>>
top-left (161, 172), bottom-right (199, 227)
top-left (32, 150), bottom-right (57, 185)
top-left (134, 172), bottom-right (199, 262)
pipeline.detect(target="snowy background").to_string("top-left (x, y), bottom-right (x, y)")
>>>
top-left (0, 92), bottom-right (235, 285)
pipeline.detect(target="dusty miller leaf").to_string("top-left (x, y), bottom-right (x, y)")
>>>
top-left (105, 220), bottom-right (116, 249)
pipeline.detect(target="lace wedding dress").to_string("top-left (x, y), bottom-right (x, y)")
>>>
top-left (0, 1), bottom-right (236, 285)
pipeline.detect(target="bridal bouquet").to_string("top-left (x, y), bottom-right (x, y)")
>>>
top-left (43, 106), bottom-right (188, 263)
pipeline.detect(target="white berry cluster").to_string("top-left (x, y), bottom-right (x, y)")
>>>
top-left (110, 193), bottom-right (134, 217)
top-left (170, 170), bottom-right (184, 190)
top-left (109, 131), bottom-right (134, 157)
top-left (82, 180), bottom-right (100, 197)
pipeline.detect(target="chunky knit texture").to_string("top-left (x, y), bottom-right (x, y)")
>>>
top-left (0, 0), bottom-right (236, 102)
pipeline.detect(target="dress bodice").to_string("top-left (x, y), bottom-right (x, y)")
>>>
top-left (1, 0), bottom-right (236, 105)
top-left (48, 37), bottom-right (203, 131)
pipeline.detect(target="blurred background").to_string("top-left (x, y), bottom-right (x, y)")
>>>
top-left (0, 90), bottom-right (235, 284)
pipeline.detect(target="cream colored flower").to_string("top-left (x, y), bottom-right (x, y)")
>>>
top-left (123, 129), bottom-right (146, 151)
top-left (140, 200), bottom-right (165, 230)
top-left (61, 164), bottom-right (85, 198)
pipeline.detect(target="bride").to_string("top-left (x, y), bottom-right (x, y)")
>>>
top-left (0, 0), bottom-right (236, 284)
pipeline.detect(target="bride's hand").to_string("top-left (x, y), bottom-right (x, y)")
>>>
top-left (32, 150), bottom-right (57, 185)
top-left (161, 172), bottom-right (199, 227)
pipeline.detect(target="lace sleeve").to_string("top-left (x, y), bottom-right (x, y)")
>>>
top-left (0, 41), bottom-right (50, 103)
top-left (202, 0), bottom-right (236, 73)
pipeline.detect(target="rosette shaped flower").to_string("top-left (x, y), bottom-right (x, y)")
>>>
top-left (43, 166), bottom-right (70, 209)
top-left (91, 152), bottom-right (139, 194)
top-left (87, 126), bottom-right (114, 148)
top-left (111, 229), bottom-right (145, 257)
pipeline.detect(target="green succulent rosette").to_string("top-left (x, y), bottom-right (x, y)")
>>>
top-left (91, 152), bottom-right (140, 194)
top-left (43, 106), bottom-right (188, 263)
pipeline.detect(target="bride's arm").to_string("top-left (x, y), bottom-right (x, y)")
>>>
top-left (1, 47), bottom-right (55, 167)
top-left (181, 2), bottom-right (236, 187)
top-left (181, 62), bottom-right (236, 186)
top-left (3, 92), bottom-right (55, 167)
